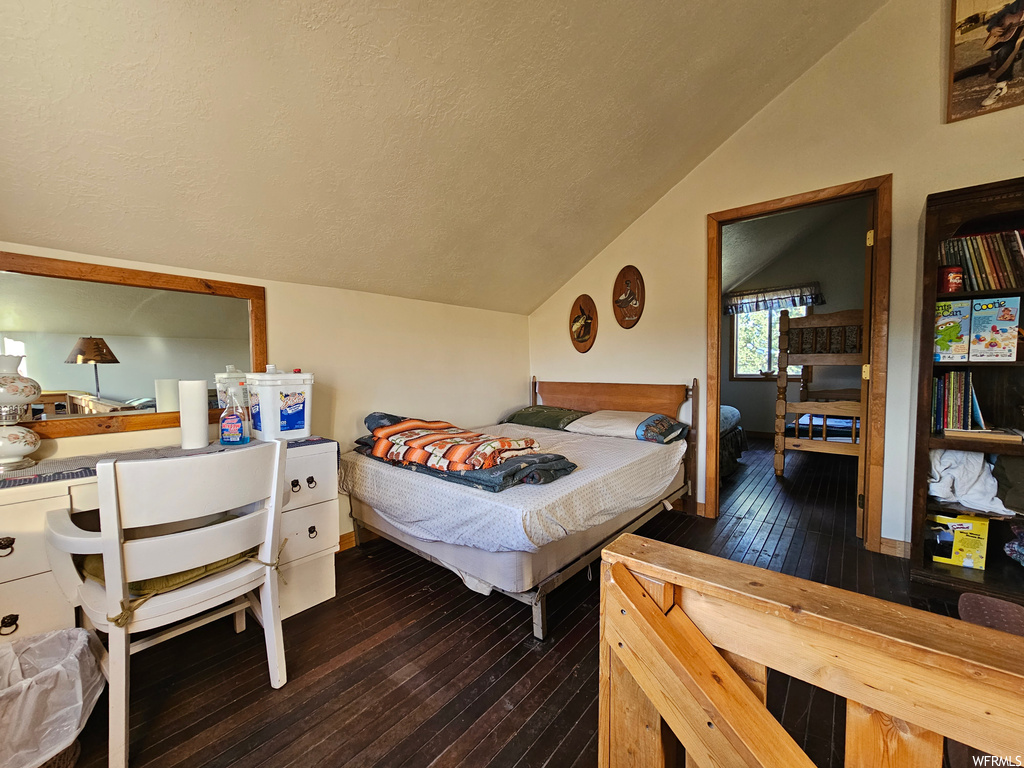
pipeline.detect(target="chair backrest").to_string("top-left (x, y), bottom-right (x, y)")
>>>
top-left (96, 441), bottom-right (287, 613)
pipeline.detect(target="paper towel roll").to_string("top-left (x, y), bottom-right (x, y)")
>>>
top-left (178, 380), bottom-right (210, 449)
top-left (155, 379), bottom-right (180, 412)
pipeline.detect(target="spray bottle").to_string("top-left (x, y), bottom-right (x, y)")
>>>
top-left (219, 381), bottom-right (251, 445)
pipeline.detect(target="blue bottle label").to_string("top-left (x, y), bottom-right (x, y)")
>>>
top-left (220, 413), bottom-right (246, 444)
top-left (279, 391), bottom-right (306, 431)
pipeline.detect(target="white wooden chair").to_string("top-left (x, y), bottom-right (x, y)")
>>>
top-left (44, 441), bottom-right (288, 768)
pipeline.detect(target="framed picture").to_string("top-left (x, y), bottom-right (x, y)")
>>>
top-left (948, 0), bottom-right (1024, 122)
top-left (612, 265), bottom-right (645, 329)
top-left (569, 294), bottom-right (598, 353)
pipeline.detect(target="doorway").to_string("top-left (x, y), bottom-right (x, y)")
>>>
top-left (705, 176), bottom-right (892, 553)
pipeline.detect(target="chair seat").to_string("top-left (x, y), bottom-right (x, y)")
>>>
top-left (78, 561), bottom-right (266, 634)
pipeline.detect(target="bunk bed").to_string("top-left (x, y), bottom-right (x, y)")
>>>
top-left (774, 309), bottom-right (865, 477)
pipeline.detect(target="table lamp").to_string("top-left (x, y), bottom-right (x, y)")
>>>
top-left (65, 337), bottom-right (119, 399)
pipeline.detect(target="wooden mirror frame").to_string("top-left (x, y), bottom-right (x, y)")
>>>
top-left (0, 251), bottom-right (267, 439)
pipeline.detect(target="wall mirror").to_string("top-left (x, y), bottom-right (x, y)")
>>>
top-left (0, 251), bottom-right (267, 439)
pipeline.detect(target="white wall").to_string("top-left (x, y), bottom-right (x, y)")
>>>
top-left (720, 201), bottom-right (868, 433)
top-left (5, 241), bottom-right (531, 536)
top-left (528, 0), bottom-right (1024, 543)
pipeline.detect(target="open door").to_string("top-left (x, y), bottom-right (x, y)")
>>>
top-left (706, 175), bottom-right (891, 554)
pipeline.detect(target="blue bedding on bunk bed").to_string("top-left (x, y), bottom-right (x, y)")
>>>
top-left (720, 405), bottom-right (747, 477)
top-left (785, 414), bottom-right (859, 439)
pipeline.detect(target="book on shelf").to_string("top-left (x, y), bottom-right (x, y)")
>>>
top-left (932, 369), bottom-right (976, 431)
top-left (941, 427), bottom-right (1024, 443)
top-left (971, 383), bottom-right (986, 430)
top-left (933, 299), bottom-right (970, 361)
top-left (939, 230), bottom-right (1024, 292)
top-left (968, 296), bottom-right (1020, 361)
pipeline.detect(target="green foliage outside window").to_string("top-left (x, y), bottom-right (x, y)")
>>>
top-left (733, 306), bottom-right (806, 377)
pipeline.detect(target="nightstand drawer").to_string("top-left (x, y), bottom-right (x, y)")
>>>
top-left (279, 552), bottom-right (336, 620)
top-left (0, 572), bottom-right (75, 643)
top-left (280, 499), bottom-right (339, 564)
top-left (0, 496), bottom-right (71, 583)
top-left (282, 448), bottom-right (337, 511)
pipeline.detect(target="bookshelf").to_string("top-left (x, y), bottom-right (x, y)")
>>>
top-left (912, 176), bottom-right (1024, 606)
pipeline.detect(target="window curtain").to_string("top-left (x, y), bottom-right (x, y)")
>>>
top-left (722, 282), bottom-right (825, 316)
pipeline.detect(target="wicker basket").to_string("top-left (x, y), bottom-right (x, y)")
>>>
top-left (41, 740), bottom-right (80, 768)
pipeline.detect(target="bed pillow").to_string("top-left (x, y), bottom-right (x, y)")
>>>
top-left (502, 405), bottom-right (590, 430)
top-left (564, 410), bottom-right (688, 444)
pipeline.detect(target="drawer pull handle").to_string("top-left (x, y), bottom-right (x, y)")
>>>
top-left (0, 537), bottom-right (13, 557)
top-left (306, 476), bottom-right (317, 489)
top-left (0, 614), bottom-right (18, 636)
top-left (308, 526), bottom-right (318, 539)
top-left (290, 479), bottom-right (301, 493)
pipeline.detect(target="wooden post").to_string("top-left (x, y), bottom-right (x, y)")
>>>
top-left (603, 652), bottom-right (674, 768)
top-left (845, 701), bottom-right (943, 768)
top-left (600, 564), bottom-right (676, 768)
top-left (775, 310), bottom-right (790, 477)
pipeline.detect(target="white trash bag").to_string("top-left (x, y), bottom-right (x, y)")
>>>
top-left (0, 629), bottom-right (105, 768)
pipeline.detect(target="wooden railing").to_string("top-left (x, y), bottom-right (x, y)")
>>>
top-left (599, 534), bottom-right (1024, 767)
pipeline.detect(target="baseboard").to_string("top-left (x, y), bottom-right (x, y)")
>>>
top-left (696, 501), bottom-right (708, 518)
top-left (339, 531), bottom-right (357, 551)
top-left (744, 430), bottom-right (774, 440)
top-left (879, 537), bottom-right (911, 559)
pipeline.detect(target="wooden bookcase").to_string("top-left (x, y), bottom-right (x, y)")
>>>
top-left (912, 176), bottom-right (1024, 605)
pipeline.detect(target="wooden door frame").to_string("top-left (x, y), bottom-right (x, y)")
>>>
top-left (705, 174), bottom-right (891, 553)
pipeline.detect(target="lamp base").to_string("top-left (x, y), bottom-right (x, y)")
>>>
top-left (0, 457), bottom-right (36, 473)
top-left (0, 425), bottom-right (41, 471)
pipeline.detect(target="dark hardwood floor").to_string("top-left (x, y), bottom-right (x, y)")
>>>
top-left (76, 439), bottom-right (955, 768)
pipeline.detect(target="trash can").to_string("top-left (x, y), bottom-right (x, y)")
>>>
top-left (0, 629), bottom-right (105, 768)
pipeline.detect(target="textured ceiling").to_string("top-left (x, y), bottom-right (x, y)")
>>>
top-left (0, 1), bottom-right (884, 314)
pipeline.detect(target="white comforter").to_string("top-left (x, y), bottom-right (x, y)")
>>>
top-left (338, 424), bottom-right (686, 553)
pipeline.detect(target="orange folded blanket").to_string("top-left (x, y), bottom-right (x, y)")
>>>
top-left (371, 418), bottom-right (539, 471)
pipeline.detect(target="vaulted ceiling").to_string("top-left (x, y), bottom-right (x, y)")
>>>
top-left (721, 198), bottom-right (870, 293)
top-left (0, 1), bottom-right (885, 314)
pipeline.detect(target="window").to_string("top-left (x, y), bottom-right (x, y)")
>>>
top-left (732, 306), bottom-right (807, 380)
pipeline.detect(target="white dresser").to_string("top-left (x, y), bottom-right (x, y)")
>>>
top-left (0, 438), bottom-right (340, 643)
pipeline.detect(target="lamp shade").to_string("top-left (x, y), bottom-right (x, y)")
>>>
top-left (65, 337), bottom-right (119, 365)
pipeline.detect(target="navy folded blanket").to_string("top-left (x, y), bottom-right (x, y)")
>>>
top-left (354, 435), bottom-right (576, 493)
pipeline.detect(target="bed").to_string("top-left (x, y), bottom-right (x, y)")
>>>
top-left (774, 309), bottom-right (865, 477)
top-left (339, 378), bottom-right (698, 640)
top-left (719, 405), bottom-right (748, 479)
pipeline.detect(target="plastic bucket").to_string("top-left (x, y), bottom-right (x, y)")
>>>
top-left (215, 365), bottom-right (249, 408)
top-left (245, 366), bottom-right (314, 440)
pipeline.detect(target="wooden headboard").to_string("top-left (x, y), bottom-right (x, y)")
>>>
top-left (531, 377), bottom-right (700, 510)
top-left (532, 379), bottom-right (692, 419)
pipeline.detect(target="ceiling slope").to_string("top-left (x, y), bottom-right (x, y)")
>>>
top-left (722, 198), bottom-right (870, 292)
top-left (0, 1), bottom-right (885, 314)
